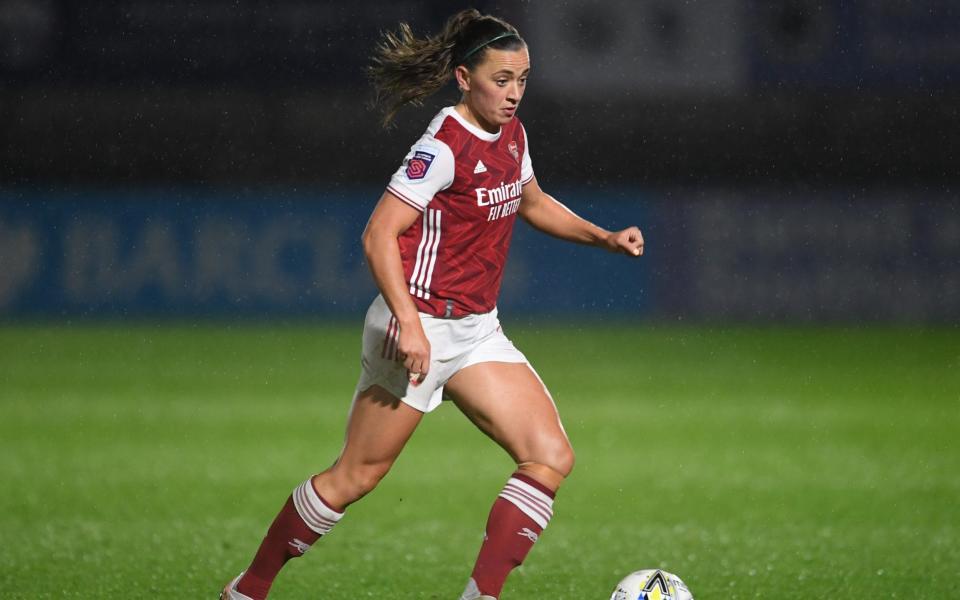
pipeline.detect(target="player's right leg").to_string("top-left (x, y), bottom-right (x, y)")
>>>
top-left (225, 384), bottom-right (423, 600)
top-left (311, 383), bottom-right (424, 509)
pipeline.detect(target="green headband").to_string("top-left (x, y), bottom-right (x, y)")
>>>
top-left (460, 32), bottom-right (521, 63)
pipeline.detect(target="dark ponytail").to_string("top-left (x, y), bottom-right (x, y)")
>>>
top-left (369, 8), bottom-right (525, 127)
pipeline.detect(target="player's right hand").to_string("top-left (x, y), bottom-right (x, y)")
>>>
top-left (605, 226), bottom-right (644, 256)
top-left (396, 321), bottom-right (430, 385)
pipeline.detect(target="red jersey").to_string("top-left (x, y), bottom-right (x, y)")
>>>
top-left (386, 107), bottom-right (535, 318)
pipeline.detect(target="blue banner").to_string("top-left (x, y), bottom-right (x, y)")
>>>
top-left (0, 188), bottom-right (652, 318)
top-left (2, 187), bottom-right (956, 321)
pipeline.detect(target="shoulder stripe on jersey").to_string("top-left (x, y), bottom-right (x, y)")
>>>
top-left (409, 209), bottom-right (442, 300)
top-left (386, 185), bottom-right (426, 213)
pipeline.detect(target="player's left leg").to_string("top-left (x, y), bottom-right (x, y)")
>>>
top-left (444, 361), bottom-right (574, 600)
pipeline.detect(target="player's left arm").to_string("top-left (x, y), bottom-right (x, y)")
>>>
top-left (518, 177), bottom-right (644, 256)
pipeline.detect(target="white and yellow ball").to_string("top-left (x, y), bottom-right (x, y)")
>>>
top-left (610, 569), bottom-right (694, 600)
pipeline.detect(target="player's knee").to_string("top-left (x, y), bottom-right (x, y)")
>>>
top-left (535, 433), bottom-right (575, 477)
top-left (550, 441), bottom-right (575, 478)
top-left (519, 440), bottom-right (575, 487)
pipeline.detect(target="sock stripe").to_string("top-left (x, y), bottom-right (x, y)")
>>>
top-left (503, 478), bottom-right (554, 514)
top-left (500, 492), bottom-right (550, 529)
top-left (294, 486), bottom-right (333, 534)
top-left (292, 480), bottom-right (343, 535)
top-left (504, 483), bottom-right (553, 513)
top-left (295, 488), bottom-right (337, 532)
top-left (297, 485), bottom-right (338, 529)
top-left (512, 472), bottom-right (556, 498)
top-left (498, 477), bottom-right (555, 529)
top-left (499, 489), bottom-right (552, 528)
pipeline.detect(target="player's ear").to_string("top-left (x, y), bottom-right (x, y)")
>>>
top-left (454, 65), bottom-right (471, 93)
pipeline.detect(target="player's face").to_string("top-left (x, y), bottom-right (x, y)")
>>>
top-left (460, 47), bottom-right (530, 132)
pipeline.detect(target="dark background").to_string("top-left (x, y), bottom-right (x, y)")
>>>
top-left (1, 0), bottom-right (958, 321)
top-left (4, 0), bottom-right (958, 186)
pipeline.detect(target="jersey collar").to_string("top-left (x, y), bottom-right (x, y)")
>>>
top-left (444, 106), bottom-right (502, 142)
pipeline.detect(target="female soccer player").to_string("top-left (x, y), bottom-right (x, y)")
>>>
top-left (222, 9), bottom-right (643, 600)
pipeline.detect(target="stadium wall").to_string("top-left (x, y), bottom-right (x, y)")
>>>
top-left (0, 188), bottom-right (956, 322)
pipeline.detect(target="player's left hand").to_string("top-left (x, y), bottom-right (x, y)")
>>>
top-left (605, 226), bottom-right (644, 257)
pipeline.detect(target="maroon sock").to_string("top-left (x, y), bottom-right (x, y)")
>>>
top-left (470, 473), bottom-right (556, 598)
top-left (236, 479), bottom-right (343, 599)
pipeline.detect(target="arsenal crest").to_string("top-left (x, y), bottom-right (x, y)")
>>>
top-left (508, 140), bottom-right (519, 162)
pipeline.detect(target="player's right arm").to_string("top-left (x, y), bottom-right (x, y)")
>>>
top-left (369, 127), bottom-right (454, 383)
top-left (362, 193), bottom-right (430, 383)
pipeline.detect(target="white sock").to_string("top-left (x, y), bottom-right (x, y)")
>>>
top-left (459, 577), bottom-right (496, 600)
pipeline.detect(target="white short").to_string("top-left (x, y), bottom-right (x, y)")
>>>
top-left (355, 295), bottom-right (530, 413)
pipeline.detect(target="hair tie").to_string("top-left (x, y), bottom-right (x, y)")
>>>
top-left (460, 32), bottom-right (520, 63)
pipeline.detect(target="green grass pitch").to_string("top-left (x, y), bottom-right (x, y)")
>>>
top-left (1, 322), bottom-right (957, 598)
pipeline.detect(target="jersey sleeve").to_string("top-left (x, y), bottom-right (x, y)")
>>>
top-left (520, 123), bottom-right (534, 185)
top-left (386, 135), bottom-right (455, 212)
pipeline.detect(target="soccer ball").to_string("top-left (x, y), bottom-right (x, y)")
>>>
top-left (610, 569), bottom-right (694, 600)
